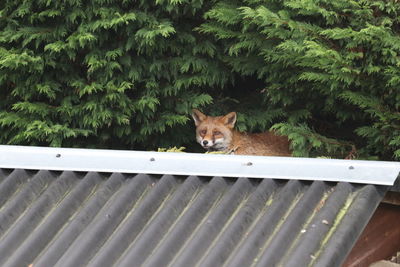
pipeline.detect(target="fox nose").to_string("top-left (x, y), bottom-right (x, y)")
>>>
top-left (202, 140), bottom-right (209, 146)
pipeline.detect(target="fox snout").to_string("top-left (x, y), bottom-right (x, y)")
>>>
top-left (197, 134), bottom-right (213, 148)
top-left (197, 134), bottom-right (224, 151)
top-left (199, 138), bottom-right (216, 150)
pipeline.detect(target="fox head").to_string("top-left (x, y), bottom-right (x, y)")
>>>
top-left (191, 109), bottom-right (237, 152)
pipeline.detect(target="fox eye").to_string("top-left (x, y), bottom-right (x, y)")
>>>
top-left (213, 131), bottom-right (222, 135)
top-left (200, 129), bottom-right (207, 135)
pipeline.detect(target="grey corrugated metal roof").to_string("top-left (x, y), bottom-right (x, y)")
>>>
top-left (0, 168), bottom-right (388, 267)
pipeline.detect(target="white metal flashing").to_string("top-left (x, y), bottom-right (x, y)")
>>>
top-left (0, 145), bottom-right (399, 185)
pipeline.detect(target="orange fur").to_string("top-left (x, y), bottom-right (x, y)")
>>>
top-left (192, 109), bottom-right (291, 156)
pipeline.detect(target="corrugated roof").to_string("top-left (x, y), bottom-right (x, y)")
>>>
top-left (0, 168), bottom-right (388, 267)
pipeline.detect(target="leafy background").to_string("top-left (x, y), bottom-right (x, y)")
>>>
top-left (0, 0), bottom-right (399, 160)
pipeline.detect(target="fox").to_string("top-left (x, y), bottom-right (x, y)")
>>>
top-left (192, 109), bottom-right (292, 156)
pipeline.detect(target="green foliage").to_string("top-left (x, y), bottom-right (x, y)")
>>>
top-left (199, 0), bottom-right (400, 160)
top-left (157, 146), bottom-right (186, 152)
top-left (0, 0), bottom-right (229, 149)
top-left (0, 0), bottom-right (399, 160)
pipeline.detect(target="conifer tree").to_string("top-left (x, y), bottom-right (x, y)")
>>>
top-left (0, 0), bottom-right (399, 160)
top-left (199, 0), bottom-right (400, 160)
top-left (0, 0), bottom-right (230, 150)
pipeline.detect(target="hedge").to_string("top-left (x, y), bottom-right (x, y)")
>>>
top-left (0, 0), bottom-right (399, 160)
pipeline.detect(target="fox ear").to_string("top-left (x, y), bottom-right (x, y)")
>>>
top-left (192, 109), bottom-right (207, 126)
top-left (222, 112), bottom-right (237, 128)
